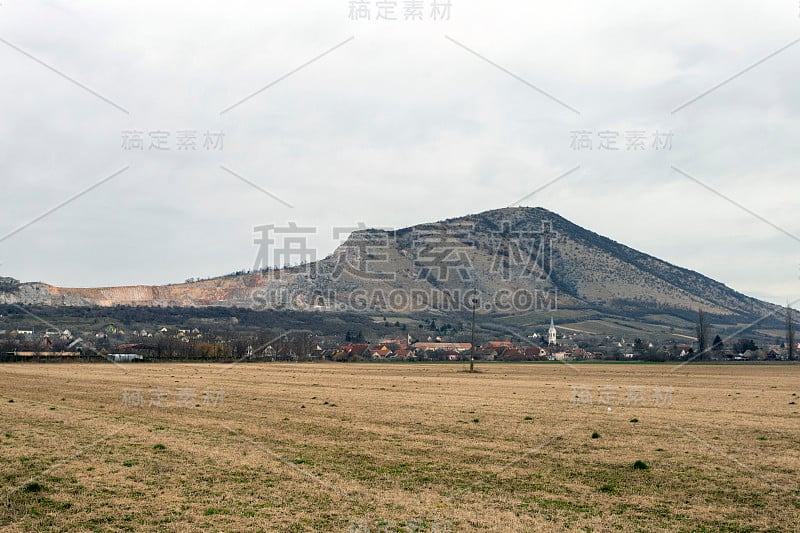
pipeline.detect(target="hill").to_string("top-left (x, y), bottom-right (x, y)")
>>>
top-left (0, 207), bottom-right (782, 338)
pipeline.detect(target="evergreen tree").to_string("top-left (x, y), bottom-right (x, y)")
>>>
top-left (787, 305), bottom-right (795, 361)
top-left (696, 308), bottom-right (709, 357)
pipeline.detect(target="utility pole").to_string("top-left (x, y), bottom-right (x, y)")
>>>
top-left (470, 296), bottom-right (477, 372)
top-left (787, 303), bottom-right (795, 361)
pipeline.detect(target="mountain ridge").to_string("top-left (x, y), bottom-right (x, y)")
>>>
top-left (0, 207), bottom-right (780, 324)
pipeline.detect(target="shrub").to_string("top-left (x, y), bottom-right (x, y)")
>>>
top-left (633, 460), bottom-right (649, 470)
top-left (599, 483), bottom-right (616, 493)
top-left (23, 482), bottom-right (42, 493)
top-left (591, 432), bottom-right (600, 439)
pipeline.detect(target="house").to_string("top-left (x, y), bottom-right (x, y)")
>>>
top-left (108, 353), bottom-right (144, 363)
top-left (487, 340), bottom-right (513, 349)
top-left (524, 346), bottom-right (546, 358)
top-left (766, 346), bottom-right (783, 360)
top-left (342, 344), bottom-right (370, 357)
top-left (369, 345), bottom-right (392, 359)
top-left (378, 338), bottom-right (407, 347)
top-left (393, 348), bottom-right (413, 360)
top-left (3, 351), bottom-right (81, 359)
top-left (117, 343), bottom-right (138, 351)
top-left (412, 342), bottom-right (472, 352)
top-left (496, 347), bottom-right (525, 361)
top-left (474, 348), bottom-right (497, 361)
top-left (571, 348), bottom-right (588, 360)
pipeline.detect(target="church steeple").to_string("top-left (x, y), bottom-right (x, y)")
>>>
top-left (548, 317), bottom-right (557, 346)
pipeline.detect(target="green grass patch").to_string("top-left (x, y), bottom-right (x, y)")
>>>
top-left (23, 481), bottom-right (43, 493)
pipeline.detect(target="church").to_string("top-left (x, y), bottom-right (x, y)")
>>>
top-left (548, 317), bottom-right (557, 346)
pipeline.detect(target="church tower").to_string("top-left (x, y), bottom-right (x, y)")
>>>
top-left (548, 317), bottom-right (557, 346)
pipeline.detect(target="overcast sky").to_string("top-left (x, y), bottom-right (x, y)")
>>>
top-left (0, 1), bottom-right (798, 306)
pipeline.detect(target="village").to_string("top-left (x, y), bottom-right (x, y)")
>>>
top-left (1, 317), bottom-right (795, 363)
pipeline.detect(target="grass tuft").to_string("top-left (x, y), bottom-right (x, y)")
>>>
top-left (23, 482), bottom-right (42, 493)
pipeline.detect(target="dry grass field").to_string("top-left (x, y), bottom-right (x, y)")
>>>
top-left (1, 362), bottom-right (799, 532)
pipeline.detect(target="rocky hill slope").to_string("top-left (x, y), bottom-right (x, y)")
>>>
top-left (0, 207), bottom-right (779, 323)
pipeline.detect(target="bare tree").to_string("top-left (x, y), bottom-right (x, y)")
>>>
top-left (787, 305), bottom-right (795, 361)
top-left (696, 308), bottom-right (709, 357)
